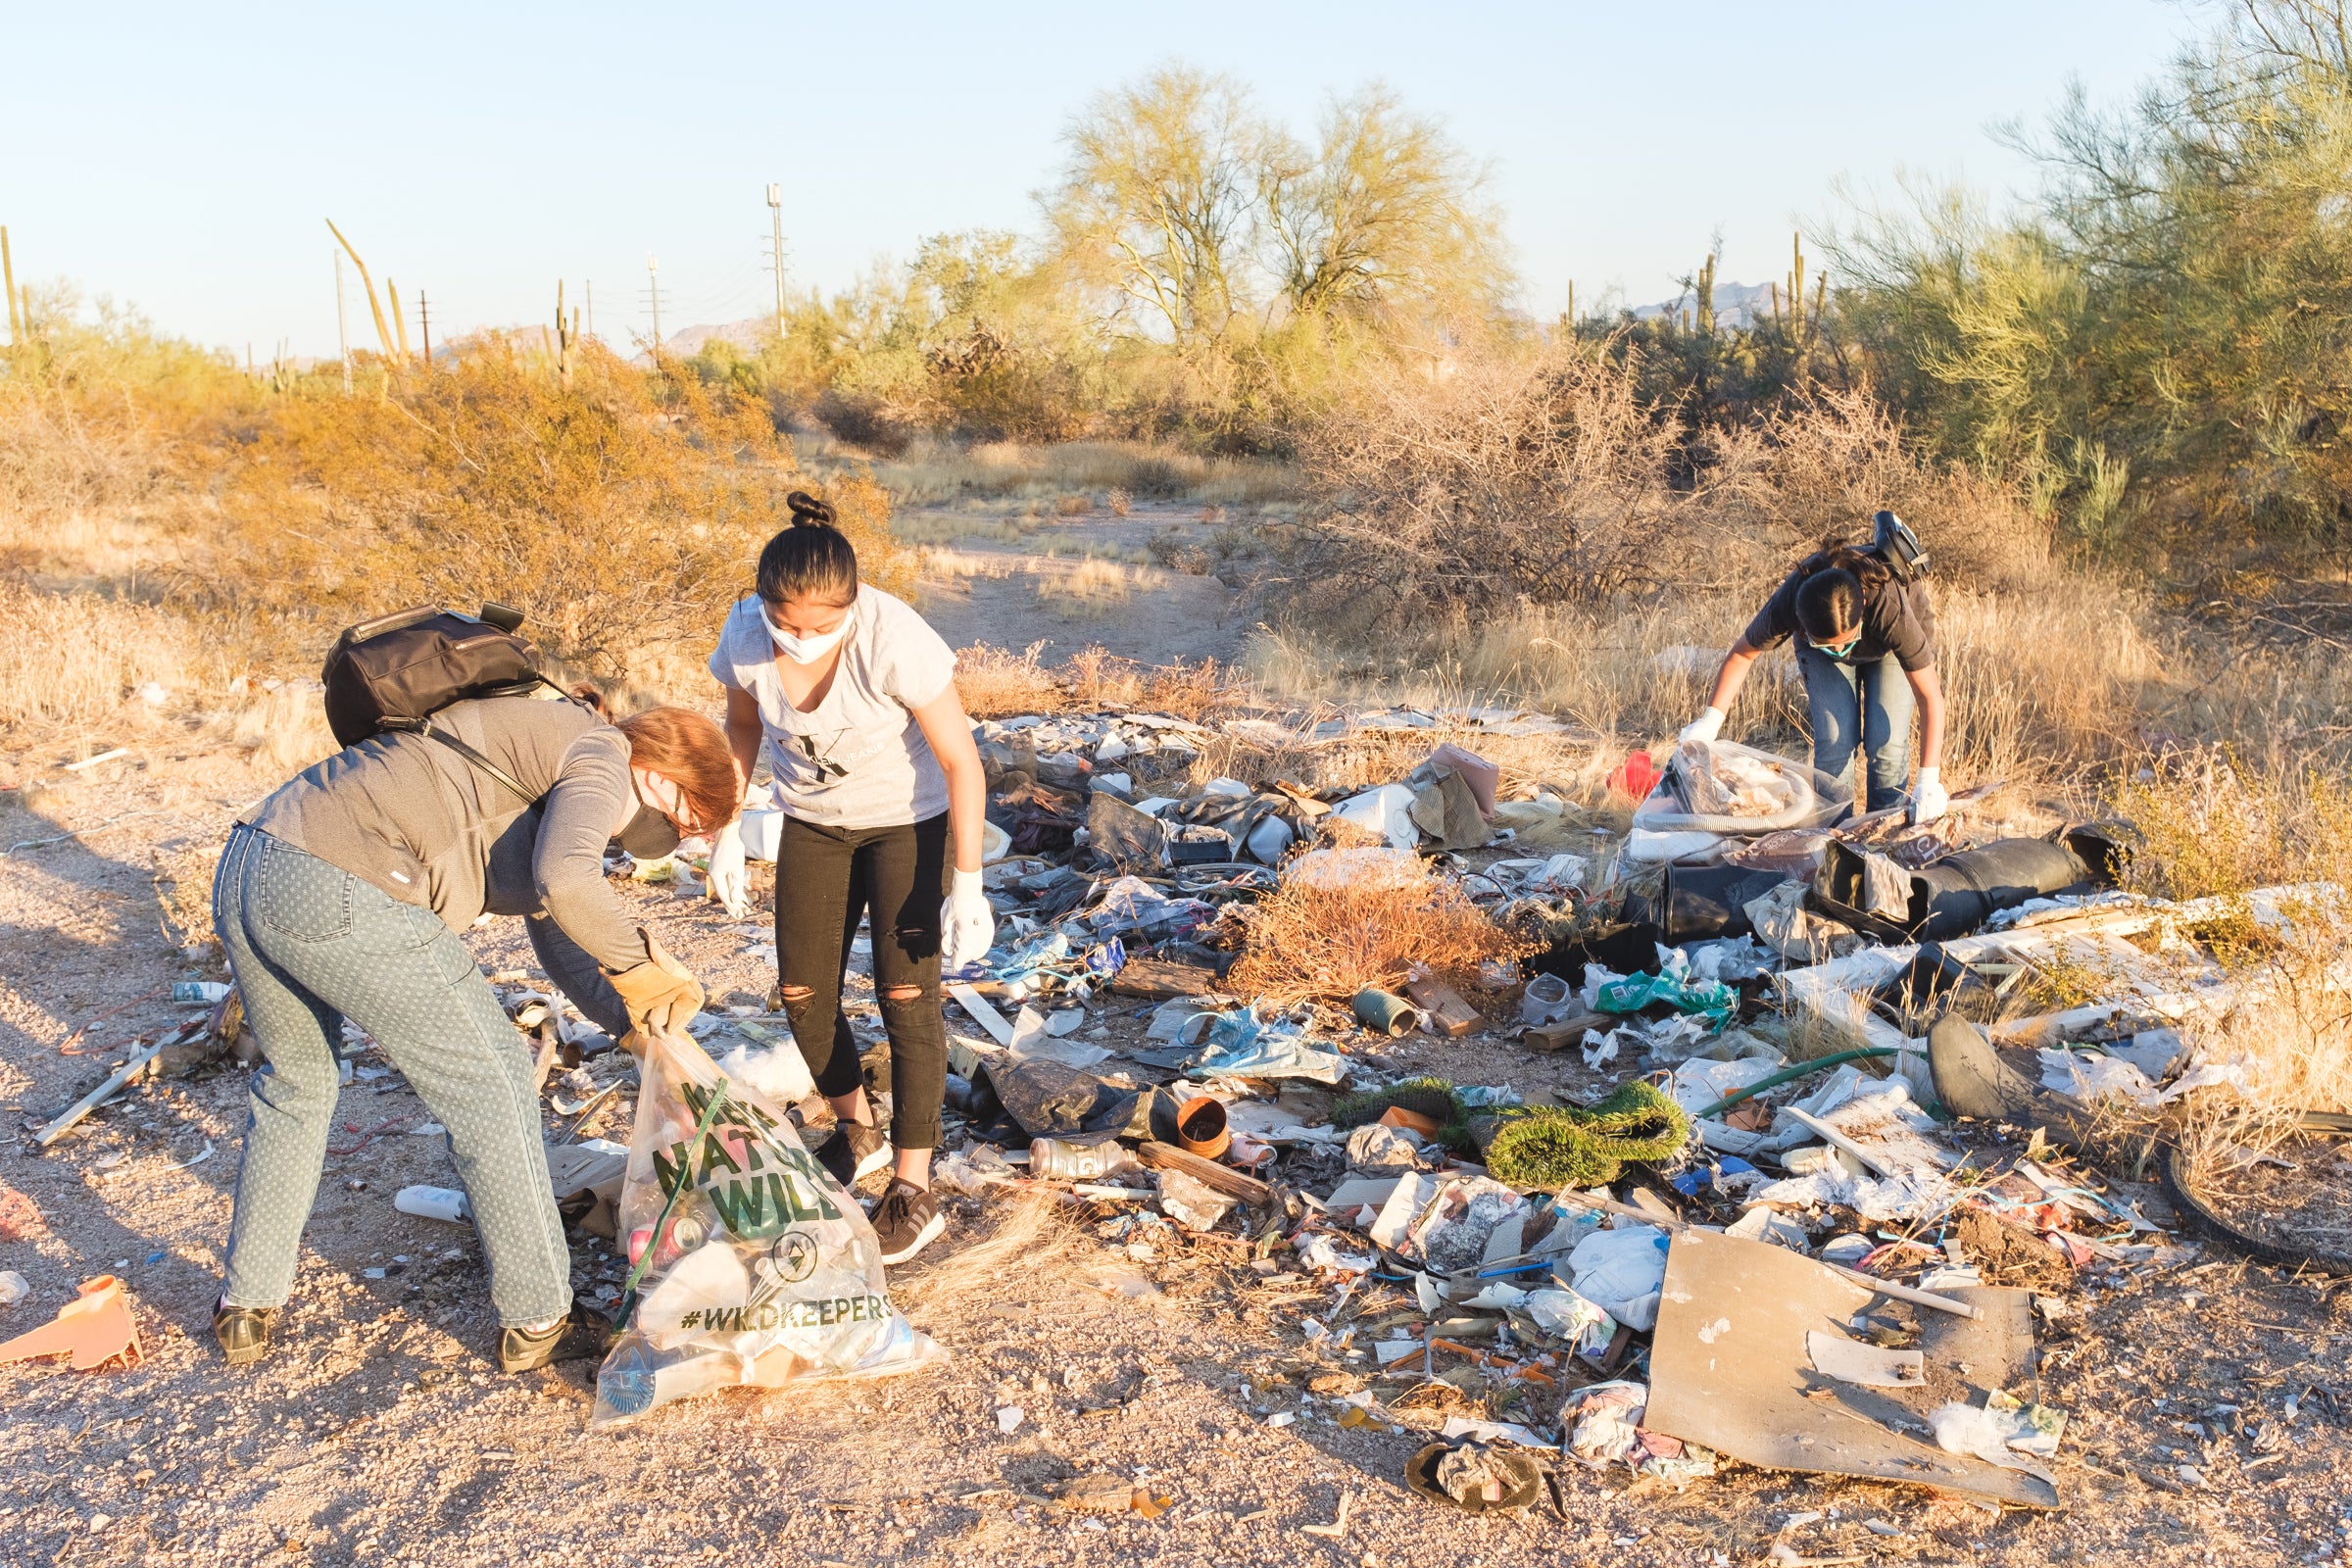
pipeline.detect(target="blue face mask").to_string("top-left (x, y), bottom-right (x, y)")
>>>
top-left (1808, 633), bottom-right (1860, 663)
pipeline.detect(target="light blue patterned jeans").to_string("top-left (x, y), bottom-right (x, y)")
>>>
top-left (1798, 645), bottom-right (1917, 814)
top-left (212, 825), bottom-right (570, 1326)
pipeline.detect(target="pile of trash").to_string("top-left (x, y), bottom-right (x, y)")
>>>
top-left (732, 709), bottom-right (2338, 1510)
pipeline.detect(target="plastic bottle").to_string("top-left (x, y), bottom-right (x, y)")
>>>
top-left (393, 1185), bottom-right (471, 1224)
top-left (1028, 1136), bottom-right (1126, 1182)
top-left (172, 981), bottom-right (232, 1004)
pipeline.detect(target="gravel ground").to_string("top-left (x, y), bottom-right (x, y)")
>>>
top-left (4, 737), bottom-right (2352, 1568)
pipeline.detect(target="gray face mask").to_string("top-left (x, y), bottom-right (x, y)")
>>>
top-left (617, 804), bottom-right (681, 859)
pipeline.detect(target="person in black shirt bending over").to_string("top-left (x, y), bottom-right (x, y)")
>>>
top-left (1680, 535), bottom-right (1948, 823)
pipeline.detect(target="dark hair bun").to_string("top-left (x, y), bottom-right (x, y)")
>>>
top-left (786, 491), bottom-right (837, 529)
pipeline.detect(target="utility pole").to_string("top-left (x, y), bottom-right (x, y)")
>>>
top-left (334, 250), bottom-right (352, 391)
top-left (767, 182), bottom-right (786, 340)
top-left (585, 278), bottom-right (595, 341)
top-left (644, 255), bottom-right (662, 354)
top-left (418, 290), bottom-right (432, 369)
top-left (2, 226), bottom-right (18, 347)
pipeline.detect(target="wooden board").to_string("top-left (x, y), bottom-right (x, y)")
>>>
top-left (1404, 978), bottom-right (1481, 1038)
top-left (1108, 957), bottom-right (1219, 1001)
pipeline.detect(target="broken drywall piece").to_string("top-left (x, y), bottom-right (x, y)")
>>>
top-left (1642, 1230), bottom-right (2057, 1508)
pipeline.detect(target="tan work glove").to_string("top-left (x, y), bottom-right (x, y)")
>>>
top-left (605, 928), bottom-right (704, 1054)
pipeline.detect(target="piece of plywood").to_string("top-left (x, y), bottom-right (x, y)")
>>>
top-left (1404, 978), bottom-right (1480, 1038)
top-left (1643, 1230), bottom-right (2057, 1508)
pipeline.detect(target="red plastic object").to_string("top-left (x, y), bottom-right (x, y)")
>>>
top-left (1606, 749), bottom-right (1660, 802)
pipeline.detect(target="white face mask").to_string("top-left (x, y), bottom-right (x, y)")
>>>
top-left (759, 600), bottom-right (853, 665)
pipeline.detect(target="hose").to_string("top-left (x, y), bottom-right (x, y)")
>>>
top-left (1689, 1047), bottom-right (1901, 1120)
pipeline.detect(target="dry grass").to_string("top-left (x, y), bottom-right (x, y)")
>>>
top-left (0, 583), bottom-right (225, 732)
top-left (1225, 852), bottom-right (1538, 1010)
top-left (862, 436), bottom-right (1298, 510)
top-left (953, 642), bottom-right (1070, 720)
top-left (222, 682), bottom-right (342, 776)
top-left (1249, 575), bottom-right (2170, 793)
top-left (1031, 558), bottom-right (1166, 614)
top-left (890, 1189), bottom-right (1077, 1314)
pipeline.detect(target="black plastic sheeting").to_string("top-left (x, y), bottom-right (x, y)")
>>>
top-left (1815, 825), bottom-right (2124, 943)
top-left (1620, 864), bottom-right (1793, 944)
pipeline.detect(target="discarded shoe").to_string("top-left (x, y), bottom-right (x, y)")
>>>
top-left (1928, 1014), bottom-right (2095, 1149)
top-left (0, 1276), bottom-right (143, 1371)
top-left (212, 1300), bottom-right (277, 1366)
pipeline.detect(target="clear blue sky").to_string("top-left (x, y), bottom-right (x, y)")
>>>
top-left (3, 1), bottom-right (2203, 360)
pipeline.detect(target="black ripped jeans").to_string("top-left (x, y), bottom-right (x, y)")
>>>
top-left (773, 812), bottom-right (949, 1151)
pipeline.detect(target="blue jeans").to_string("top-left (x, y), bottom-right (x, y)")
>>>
top-left (211, 825), bottom-right (571, 1327)
top-left (1798, 646), bottom-right (1916, 814)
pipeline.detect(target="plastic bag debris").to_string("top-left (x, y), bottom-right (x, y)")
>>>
top-left (1298, 1234), bottom-right (1374, 1273)
top-left (590, 1032), bottom-right (940, 1428)
top-left (715, 1040), bottom-right (816, 1106)
top-left (1186, 1006), bottom-right (1346, 1084)
top-left (1330, 784), bottom-right (1420, 851)
top-left (2036, 1049), bottom-right (2157, 1105)
top-left (1519, 972), bottom-right (1581, 1027)
top-left (1558, 1380), bottom-right (1717, 1480)
top-left (1635, 740), bottom-right (1847, 835)
top-left (1524, 1285), bottom-right (1619, 1358)
top-left (1565, 1225), bottom-right (1671, 1332)
top-left (1929, 1393), bottom-right (2067, 1470)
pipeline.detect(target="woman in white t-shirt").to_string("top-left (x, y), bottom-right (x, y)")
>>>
top-left (704, 491), bottom-right (992, 1265)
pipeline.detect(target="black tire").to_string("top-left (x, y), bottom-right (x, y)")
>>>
top-left (2159, 1113), bottom-right (2352, 1276)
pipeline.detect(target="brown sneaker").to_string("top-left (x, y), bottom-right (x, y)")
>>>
top-left (872, 1179), bottom-right (946, 1266)
top-left (213, 1300), bottom-right (278, 1366)
top-left (817, 1121), bottom-right (893, 1190)
top-left (498, 1317), bottom-right (569, 1374)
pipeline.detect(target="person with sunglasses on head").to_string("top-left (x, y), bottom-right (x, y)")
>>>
top-left (1681, 536), bottom-right (1948, 822)
top-left (702, 491), bottom-right (992, 1268)
top-left (209, 687), bottom-right (741, 1374)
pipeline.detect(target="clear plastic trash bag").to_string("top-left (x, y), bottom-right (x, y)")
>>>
top-left (590, 1031), bottom-right (943, 1428)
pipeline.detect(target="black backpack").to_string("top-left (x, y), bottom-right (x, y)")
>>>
top-left (319, 603), bottom-right (564, 803)
top-left (1869, 509), bottom-right (1930, 584)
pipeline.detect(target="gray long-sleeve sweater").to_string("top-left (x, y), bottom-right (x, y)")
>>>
top-left (243, 695), bottom-right (647, 976)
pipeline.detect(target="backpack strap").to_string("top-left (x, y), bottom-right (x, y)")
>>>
top-left (416, 723), bottom-right (538, 805)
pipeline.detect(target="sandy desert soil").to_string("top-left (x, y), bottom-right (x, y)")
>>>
top-left (2, 545), bottom-right (2350, 1567)
top-left (900, 501), bottom-right (1249, 668)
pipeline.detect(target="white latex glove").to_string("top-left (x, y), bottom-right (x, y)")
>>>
top-left (941, 867), bottom-right (996, 972)
top-left (1678, 706), bottom-right (1726, 747)
top-left (706, 819), bottom-right (749, 919)
top-left (1911, 765), bottom-right (1948, 825)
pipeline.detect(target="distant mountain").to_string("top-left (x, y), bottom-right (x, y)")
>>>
top-left (662, 316), bottom-right (772, 357)
top-left (1628, 280), bottom-right (1782, 330)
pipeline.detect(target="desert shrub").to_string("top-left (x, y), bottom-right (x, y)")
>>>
top-left (163, 343), bottom-right (905, 679)
top-left (953, 642), bottom-right (1067, 719)
top-left (1283, 344), bottom-right (1683, 628)
top-left (1224, 856), bottom-right (1537, 1009)
top-left (2106, 748), bottom-right (2352, 903)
